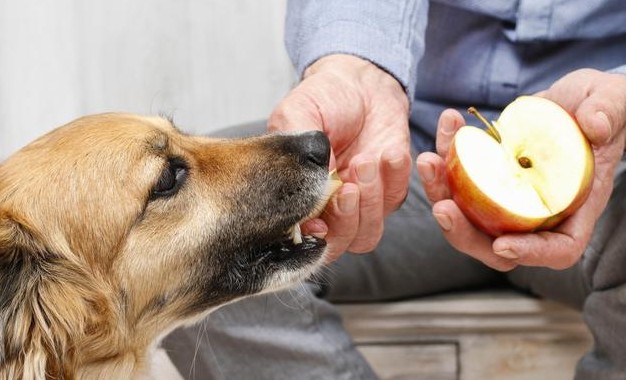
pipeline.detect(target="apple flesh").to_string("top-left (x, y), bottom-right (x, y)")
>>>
top-left (445, 96), bottom-right (594, 236)
top-left (290, 169), bottom-right (343, 244)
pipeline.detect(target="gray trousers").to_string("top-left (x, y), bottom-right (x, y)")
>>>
top-left (163, 122), bottom-right (626, 380)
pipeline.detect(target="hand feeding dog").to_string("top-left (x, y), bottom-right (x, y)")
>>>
top-left (0, 113), bottom-right (342, 379)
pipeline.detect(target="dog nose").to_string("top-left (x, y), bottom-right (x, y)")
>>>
top-left (298, 130), bottom-right (330, 168)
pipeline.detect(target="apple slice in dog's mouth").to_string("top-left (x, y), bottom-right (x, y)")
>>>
top-left (288, 170), bottom-right (343, 245)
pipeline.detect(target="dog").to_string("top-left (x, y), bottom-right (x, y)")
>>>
top-left (0, 113), bottom-right (337, 379)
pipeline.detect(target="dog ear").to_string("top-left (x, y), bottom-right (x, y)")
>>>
top-left (0, 211), bottom-right (81, 379)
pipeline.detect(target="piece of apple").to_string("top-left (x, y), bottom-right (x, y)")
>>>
top-left (445, 96), bottom-right (594, 237)
top-left (291, 169), bottom-right (344, 244)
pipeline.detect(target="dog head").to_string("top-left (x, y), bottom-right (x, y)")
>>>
top-left (0, 113), bottom-right (335, 378)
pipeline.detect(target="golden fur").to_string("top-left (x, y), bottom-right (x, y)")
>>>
top-left (0, 114), bottom-right (331, 379)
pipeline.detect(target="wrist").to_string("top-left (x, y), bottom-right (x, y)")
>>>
top-left (304, 54), bottom-right (409, 114)
top-left (304, 54), bottom-right (374, 78)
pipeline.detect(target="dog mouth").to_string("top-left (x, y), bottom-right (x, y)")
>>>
top-left (259, 170), bottom-right (342, 260)
top-left (262, 224), bottom-right (326, 259)
top-left (288, 169), bottom-right (342, 245)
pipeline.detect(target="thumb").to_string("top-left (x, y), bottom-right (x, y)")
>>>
top-left (267, 90), bottom-right (338, 170)
top-left (536, 69), bottom-right (625, 147)
top-left (267, 88), bottom-right (324, 134)
top-left (574, 84), bottom-right (625, 147)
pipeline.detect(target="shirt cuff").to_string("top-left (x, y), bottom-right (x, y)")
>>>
top-left (608, 65), bottom-right (626, 75)
top-left (294, 20), bottom-right (418, 102)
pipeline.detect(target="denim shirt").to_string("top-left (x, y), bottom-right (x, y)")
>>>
top-left (285, 0), bottom-right (626, 152)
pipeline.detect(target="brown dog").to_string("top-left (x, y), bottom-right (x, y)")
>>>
top-left (0, 114), bottom-right (335, 379)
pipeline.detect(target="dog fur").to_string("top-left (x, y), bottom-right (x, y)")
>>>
top-left (0, 113), bottom-right (332, 379)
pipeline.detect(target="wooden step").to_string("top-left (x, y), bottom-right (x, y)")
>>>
top-left (337, 290), bottom-right (592, 380)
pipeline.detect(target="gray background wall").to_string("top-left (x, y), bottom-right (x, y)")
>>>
top-left (0, 0), bottom-right (294, 159)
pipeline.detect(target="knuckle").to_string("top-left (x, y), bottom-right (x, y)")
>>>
top-left (348, 226), bottom-right (383, 253)
top-left (268, 106), bottom-right (289, 131)
top-left (360, 192), bottom-right (383, 209)
top-left (348, 241), bottom-right (377, 254)
top-left (384, 188), bottom-right (408, 211)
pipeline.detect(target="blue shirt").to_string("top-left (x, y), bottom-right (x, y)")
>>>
top-left (285, 0), bottom-right (626, 153)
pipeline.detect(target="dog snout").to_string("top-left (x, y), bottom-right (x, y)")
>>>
top-left (295, 130), bottom-right (330, 168)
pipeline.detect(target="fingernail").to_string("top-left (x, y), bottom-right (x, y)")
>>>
top-left (433, 213), bottom-right (452, 231)
top-left (442, 118), bottom-right (457, 136)
top-left (338, 191), bottom-right (358, 213)
top-left (494, 249), bottom-right (519, 260)
top-left (442, 126), bottom-right (455, 136)
top-left (596, 111), bottom-right (612, 144)
top-left (417, 161), bottom-right (435, 183)
top-left (357, 161), bottom-right (378, 183)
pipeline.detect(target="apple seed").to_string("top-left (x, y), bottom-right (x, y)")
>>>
top-left (518, 156), bottom-right (532, 168)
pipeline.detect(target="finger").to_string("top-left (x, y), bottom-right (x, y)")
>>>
top-left (267, 91), bottom-right (323, 134)
top-left (533, 89), bottom-right (547, 98)
top-left (300, 218), bottom-right (328, 240)
top-left (492, 230), bottom-right (585, 270)
top-left (416, 152), bottom-right (450, 204)
top-left (574, 78), bottom-right (626, 146)
top-left (381, 147), bottom-right (412, 215)
top-left (432, 200), bottom-right (518, 272)
top-left (436, 108), bottom-right (466, 157)
top-left (538, 69), bottom-right (625, 146)
top-left (319, 183), bottom-right (360, 263)
top-left (347, 157), bottom-right (384, 253)
top-left (538, 69), bottom-right (594, 114)
top-left (493, 182), bottom-right (601, 269)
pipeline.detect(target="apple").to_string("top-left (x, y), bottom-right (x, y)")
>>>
top-left (290, 169), bottom-right (343, 244)
top-left (445, 96), bottom-right (594, 237)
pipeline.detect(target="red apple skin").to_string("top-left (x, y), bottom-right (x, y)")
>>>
top-left (445, 136), bottom-right (594, 237)
top-left (445, 143), bottom-right (544, 237)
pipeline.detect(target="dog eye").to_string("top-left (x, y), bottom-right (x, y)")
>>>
top-left (151, 158), bottom-right (188, 199)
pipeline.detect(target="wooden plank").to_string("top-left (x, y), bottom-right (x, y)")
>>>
top-left (338, 291), bottom-right (593, 380)
top-left (459, 334), bottom-right (588, 380)
top-left (338, 291), bottom-right (590, 343)
top-left (357, 343), bottom-right (457, 380)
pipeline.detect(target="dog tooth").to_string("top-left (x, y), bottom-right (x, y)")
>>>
top-left (291, 223), bottom-right (303, 245)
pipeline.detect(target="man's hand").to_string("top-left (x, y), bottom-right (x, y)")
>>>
top-left (417, 69), bottom-right (626, 271)
top-left (268, 54), bottom-right (412, 262)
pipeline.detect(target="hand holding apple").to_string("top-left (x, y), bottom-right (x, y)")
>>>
top-left (417, 69), bottom-right (625, 271)
top-left (446, 96), bottom-right (594, 237)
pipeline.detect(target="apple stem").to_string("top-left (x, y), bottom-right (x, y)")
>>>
top-left (467, 107), bottom-right (502, 143)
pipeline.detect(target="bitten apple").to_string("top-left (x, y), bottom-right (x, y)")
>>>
top-left (445, 96), bottom-right (594, 237)
top-left (290, 169), bottom-right (343, 244)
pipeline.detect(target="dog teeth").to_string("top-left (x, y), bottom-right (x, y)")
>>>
top-left (291, 223), bottom-right (303, 245)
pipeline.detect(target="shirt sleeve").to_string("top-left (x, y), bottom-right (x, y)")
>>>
top-left (284, 0), bottom-right (429, 98)
top-left (608, 65), bottom-right (626, 75)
